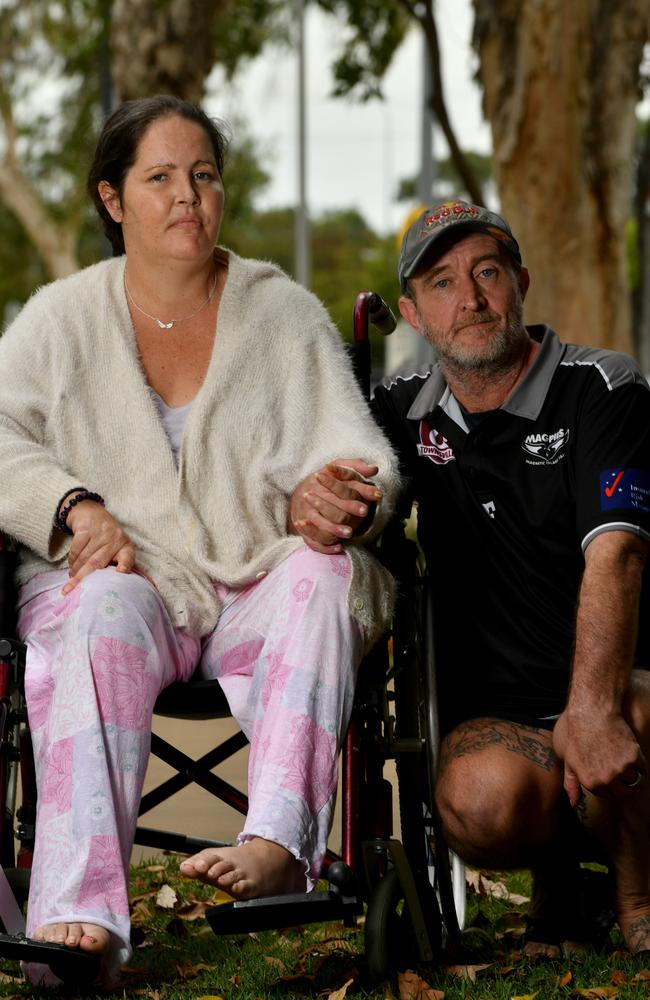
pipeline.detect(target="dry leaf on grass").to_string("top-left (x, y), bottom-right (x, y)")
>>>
top-left (572, 988), bottom-right (619, 998)
top-left (156, 884), bottom-right (178, 909)
top-left (211, 888), bottom-right (234, 904)
top-left (130, 900), bottom-right (153, 925)
top-left (609, 970), bottom-right (627, 986)
top-left (176, 900), bottom-right (209, 921)
top-left (0, 971), bottom-right (21, 983)
top-left (630, 969), bottom-right (650, 983)
top-left (558, 971), bottom-right (573, 987)
top-left (327, 977), bottom-right (355, 1000)
top-left (442, 963), bottom-right (493, 981)
top-left (196, 996), bottom-right (225, 1000)
top-left (465, 869), bottom-right (530, 906)
top-left (398, 968), bottom-right (445, 998)
top-left (511, 994), bottom-right (537, 1000)
top-left (263, 955), bottom-right (287, 972)
top-left (175, 961), bottom-right (215, 980)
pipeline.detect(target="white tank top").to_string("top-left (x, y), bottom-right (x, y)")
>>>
top-left (151, 390), bottom-right (193, 466)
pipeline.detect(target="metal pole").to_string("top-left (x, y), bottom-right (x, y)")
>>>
top-left (417, 31), bottom-right (435, 206)
top-left (294, 0), bottom-right (311, 287)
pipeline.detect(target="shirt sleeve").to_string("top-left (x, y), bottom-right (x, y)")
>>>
top-left (574, 378), bottom-right (650, 550)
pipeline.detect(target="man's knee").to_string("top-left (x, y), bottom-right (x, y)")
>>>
top-left (435, 755), bottom-right (562, 864)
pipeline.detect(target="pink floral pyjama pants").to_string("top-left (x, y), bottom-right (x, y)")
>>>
top-left (16, 546), bottom-right (362, 979)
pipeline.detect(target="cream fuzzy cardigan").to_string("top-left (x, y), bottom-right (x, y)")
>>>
top-left (0, 252), bottom-right (400, 643)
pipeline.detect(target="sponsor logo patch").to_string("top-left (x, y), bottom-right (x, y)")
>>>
top-left (600, 468), bottom-right (650, 513)
top-left (522, 427), bottom-right (570, 465)
top-left (417, 420), bottom-right (455, 465)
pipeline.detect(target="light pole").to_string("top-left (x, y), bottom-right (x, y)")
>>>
top-left (294, 0), bottom-right (311, 288)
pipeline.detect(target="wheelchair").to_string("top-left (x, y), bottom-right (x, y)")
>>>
top-left (0, 292), bottom-right (465, 985)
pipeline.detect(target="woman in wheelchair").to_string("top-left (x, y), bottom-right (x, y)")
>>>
top-left (0, 95), bottom-right (399, 985)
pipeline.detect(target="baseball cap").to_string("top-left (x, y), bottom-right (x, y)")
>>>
top-left (398, 200), bottom-right (522, 291)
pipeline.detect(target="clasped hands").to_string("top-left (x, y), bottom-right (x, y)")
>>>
top-left (289, 459), bottom-right (383, 555)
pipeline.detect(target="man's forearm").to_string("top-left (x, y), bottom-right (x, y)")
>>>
top-left (568, 530), bottom-right (647, 716)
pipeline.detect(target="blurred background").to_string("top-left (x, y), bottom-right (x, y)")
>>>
top-left (0, 0), bottom-right (649, 375)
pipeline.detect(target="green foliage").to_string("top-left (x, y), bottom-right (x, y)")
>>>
top-left (314, 0), bottom-right (410, 100)
top-left (396, 151), bottom-right (495, 202)
top-left (224, 205), bottom-right (400, 366)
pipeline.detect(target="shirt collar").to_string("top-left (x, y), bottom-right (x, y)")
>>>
top-left (406, 325), bottom-right (562, 422)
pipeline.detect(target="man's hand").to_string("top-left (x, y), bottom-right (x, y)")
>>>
top-left (554, 706), bottom-right (647, 806)
top-left (62, 500), bottom-right (136, 595)
top-left (289, 459), bottom-right (383, 554)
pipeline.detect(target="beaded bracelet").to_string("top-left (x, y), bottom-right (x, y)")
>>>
top-left (56, 489), bottom-right (105, 535)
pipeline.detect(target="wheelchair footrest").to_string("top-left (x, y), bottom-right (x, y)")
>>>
top-left (207, 889), bottom-right (363, 934)
top-left (0, 932), bottom-right (100, 984)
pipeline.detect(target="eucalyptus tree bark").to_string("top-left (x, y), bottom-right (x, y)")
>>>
top-left (0, 98), bottom-right (78, 279)
top-left (111, 0), bottom-right (231, 103)
top-left (473, 0), bottom-right (649, 353)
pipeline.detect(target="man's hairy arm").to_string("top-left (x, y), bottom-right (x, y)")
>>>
top-left (554, 529), bottom-right (648, 803)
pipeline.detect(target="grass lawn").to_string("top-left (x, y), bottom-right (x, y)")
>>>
top-left (0, 856), bottom-right (647, 999)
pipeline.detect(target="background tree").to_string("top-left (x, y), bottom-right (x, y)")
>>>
top-left (317, 0), bottom-right (650, 352)
top-left (472, 0), bottom-right (650, 353)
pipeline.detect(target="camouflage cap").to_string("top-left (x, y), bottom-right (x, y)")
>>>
top-left (398, 200), bottom-right (522, 291)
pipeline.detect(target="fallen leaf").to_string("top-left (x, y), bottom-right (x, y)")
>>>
top-left (559, 971), bottom-right (573, 987)
top-left (328, 977), bottom-right (354, 1000)
top-left (398, 968), bottom-right (445, 998)
top-left (196, 996), bottom-right (225, 1000)
top-left (211, 888), bottom-right (234, 904)
top-left (511, 995), bottom-right (537, 1000)
top-left (263, 955), bottom-right (287, 972)
top-left (442, 963), bottom-right (492, 982)
top-left (177, 900), bottom-right (209, 921)
top-left (630, 969), bottom-right (650, 983)
top-left (145, 864), bottom-right (166, 872)
top-left (465, 869), bottom-right (530, 906)
top-left (175, 962), bottom-right (215, 980)
top-left (156, 883), bottom-right (178, 909)
top-left (130, 900), bottom-right (153, 925)
top-left (609, 970), bottom-right (627, 986)
top-left (573, 989), bottom-right (618, 998)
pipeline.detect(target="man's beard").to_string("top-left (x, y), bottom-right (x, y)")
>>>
top-left (420, 306), bottom-right (528, 381)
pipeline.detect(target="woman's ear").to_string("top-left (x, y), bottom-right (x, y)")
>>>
top-left (98, 181), bottom-right (123, 223)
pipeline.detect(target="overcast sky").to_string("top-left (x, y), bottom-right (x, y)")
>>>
top-left (206, 0), bottom-right (490, 234)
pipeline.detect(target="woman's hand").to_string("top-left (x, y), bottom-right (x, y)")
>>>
top-left (289, 459), bottom-right (383, 554)
top-left (62, 501), bottom-right (136, 595)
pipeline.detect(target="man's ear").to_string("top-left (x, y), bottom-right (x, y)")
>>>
top-left (519, 266), bottom-right (530, 301)
top-left (398, 294), bottom-right (420, 333)
top-left (98, 181), bottom-right (123, 223)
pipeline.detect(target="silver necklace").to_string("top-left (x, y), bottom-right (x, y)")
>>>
top-left (124, 268), bottom-right (217, 330)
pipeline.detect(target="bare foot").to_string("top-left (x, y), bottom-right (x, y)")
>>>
top-left (33, 922), bottom-right (110, 954)
top-left (179, 838), bottom-right (306, 900)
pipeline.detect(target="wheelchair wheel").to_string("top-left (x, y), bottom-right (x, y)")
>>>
top-left (365, 866), bottom-right (439, 981)
top-left (392, 582), bottom-right (462, 950)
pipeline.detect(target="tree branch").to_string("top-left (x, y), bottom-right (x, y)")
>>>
top-left (397, 0), bottom-right (484, 205)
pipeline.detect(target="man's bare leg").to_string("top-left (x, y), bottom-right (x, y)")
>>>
top-left (436, 718), bottom-right (592, 958)
top-left (180, 837), bottom-right (307, 900)
top-left (32, 922), bottom-right (110, 954)
top-left (553, 671), bottom-right (650, 955)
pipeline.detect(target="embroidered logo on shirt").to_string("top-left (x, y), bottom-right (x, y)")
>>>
top-left (600, 468), bottom-right (650, 513)
top-left (417, 420), bottom-right (455, 465)
top-left (522, 427), bottom-right (570, 465)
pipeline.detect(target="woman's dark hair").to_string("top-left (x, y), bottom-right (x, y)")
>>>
top-left (87, 95), bottom-right (230, 255)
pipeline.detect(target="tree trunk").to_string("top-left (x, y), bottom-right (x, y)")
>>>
top-left (111, 0), bottom-right (231, 103)
top-left (473, 0), bottom-right (649, 354)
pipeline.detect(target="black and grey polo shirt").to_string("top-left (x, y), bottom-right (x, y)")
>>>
top-left (372, 325), bottom-right (650, 723)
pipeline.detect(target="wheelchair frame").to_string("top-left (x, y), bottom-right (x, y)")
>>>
top-left (0, 292), bottom-right (463, 984)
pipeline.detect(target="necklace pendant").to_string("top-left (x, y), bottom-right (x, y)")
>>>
top-left (157, 319), bottom-right (174, 330)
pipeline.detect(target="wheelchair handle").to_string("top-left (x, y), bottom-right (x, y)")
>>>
top-left (353, 292), bottom-right (396, 342)
top-left (352, 292), bottom-right (396, 400)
